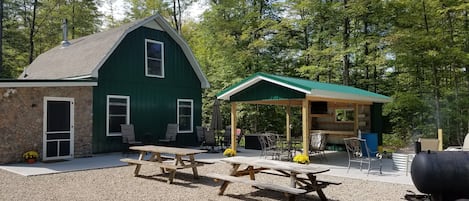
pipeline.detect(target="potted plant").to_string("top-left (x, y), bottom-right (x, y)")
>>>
top-left (293, 153), bottom-right (310, 164)
top-left (223, 148), bottom-right (236, 157)
top-left (23, 151), bottom-right (39, 164)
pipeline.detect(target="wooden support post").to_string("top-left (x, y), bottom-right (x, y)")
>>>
top-left (231, 102), bottom-right (237, 152)
top-left (354, 103), bottom-right (359, 136)
top-left (248, 166), bottom-right (256, 180)
top-left (438, 129), bottom-right (443, 151)
top-left (189, 155), bottom-right (199, 178)
top-left (167, 170), bottom-right (177, 184)
top-left (286, 105), bottom-right (291, 142)
top-left (290, 172), bottom-right (297, 188)
top-left (302, 99), bottom-right (309, 155)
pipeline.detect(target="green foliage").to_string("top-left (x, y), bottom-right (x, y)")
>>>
top-left (383, 0), bottom-right (469, 146)
top-left (2, 0), bottom-right (469, 148)
top-left (382, 133), bottom-right (406, 151)
top-left (120, 0), bottom-right (197, 32)
top-left (383, 92), bottom-right (432, 142)
top-left (1, 0), bottom-right (102, 78)
top-left (123, 0), bottom-right (171, 21)
top-left (185, 0), bottom-right (469, 144)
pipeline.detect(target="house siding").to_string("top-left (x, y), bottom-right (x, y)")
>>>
top-left (92, 27), bottom-right (202, 153)
top-left (0, 87), bottom-right (93, 164)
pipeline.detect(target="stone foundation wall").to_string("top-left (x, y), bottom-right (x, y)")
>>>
top-left (0, 86), bottom-right (93, 164)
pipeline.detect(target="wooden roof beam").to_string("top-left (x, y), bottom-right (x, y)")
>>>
top-left (305, 96), bottom-right (373, 105)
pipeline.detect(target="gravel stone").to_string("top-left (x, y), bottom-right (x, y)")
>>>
top-left (0, 162), bottom-right (419, 201)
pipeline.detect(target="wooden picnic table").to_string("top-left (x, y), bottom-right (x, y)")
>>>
top-left (120, 145), bottom-right (207, 184)
top-left (208, 156), bottom-right (333, 201)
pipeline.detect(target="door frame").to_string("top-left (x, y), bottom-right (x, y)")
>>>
top-left (43, 96), bottom-right (75, 161)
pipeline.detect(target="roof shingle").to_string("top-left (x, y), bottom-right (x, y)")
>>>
top-left (20, 14), bottom-right (209, 88)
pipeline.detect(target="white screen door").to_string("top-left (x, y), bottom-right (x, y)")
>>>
top-left (43, 97), bottom-right (74, 160)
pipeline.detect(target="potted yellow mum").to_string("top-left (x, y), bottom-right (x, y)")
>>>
top-left (223, 148), bottom-right (236, 157)
top-left (293, 153), bottom-right (310, 164)
top-left (23, 151), bottom-right (39, 164)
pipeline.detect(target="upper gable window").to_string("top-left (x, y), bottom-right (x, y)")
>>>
top-left (145, 39), bottom-right (164, 78)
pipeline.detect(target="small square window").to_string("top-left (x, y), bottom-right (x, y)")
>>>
top-left (335, 109), bottom-right (354, 122)
top-left (145, 39), bottom-right (164, 78)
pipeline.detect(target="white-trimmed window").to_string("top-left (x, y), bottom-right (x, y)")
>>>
top-left (145, 39), bottom-right (164, 78)
top-left (106, 95), bottom-right (130, 136)
top-left (177, 99), bottom-right (193, 133)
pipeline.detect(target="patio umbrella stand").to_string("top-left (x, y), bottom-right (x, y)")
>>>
top-left (208, 99), bottom-right (223, 153)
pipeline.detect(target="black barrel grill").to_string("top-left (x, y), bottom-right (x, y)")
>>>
top-left (410, 151), bottom-right (469, 201)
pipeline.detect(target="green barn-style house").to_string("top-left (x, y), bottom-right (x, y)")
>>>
top-left (0, 14), bottom-right (209, 164)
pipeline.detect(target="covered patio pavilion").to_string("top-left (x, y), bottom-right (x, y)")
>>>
top-left (217, 72), bottom-right (392, 155)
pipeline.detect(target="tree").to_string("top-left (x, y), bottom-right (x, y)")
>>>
top-left (26, 0), bottom-right (38, 64)
top-left (187, 0), bottom-right (290, 131)
top-left (0, 0), bottom-right (102, 78)
top-left (383, 92), bottom-right (432, 142)
top-left (122, 0), bottom-right (196, 33)
top-left (102, 0), bottom-right (123, 28)
top-left (0, 0), bottom-right (3, 75)
top-left (1, 0), bottom-right (29, 78)
top-left (386, 0), bottom-right (469, 144)
top-left (33, 0), bottom-right (101, 54)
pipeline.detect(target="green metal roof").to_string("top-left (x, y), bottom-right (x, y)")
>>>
top-left (217, 72), bottom-right (392, 103)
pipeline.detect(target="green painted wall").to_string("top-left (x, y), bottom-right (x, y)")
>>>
top-left (92, 27), bottom-right (202, 153)
top-left (371, 103), bottom-right (383, 146)
top-left (230, 81), bottom-right (305, 101)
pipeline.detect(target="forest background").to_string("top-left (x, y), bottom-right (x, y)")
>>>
top-left (1, 0), bottom-right (468, 149)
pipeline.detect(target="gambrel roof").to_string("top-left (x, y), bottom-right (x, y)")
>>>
top-left (21, 14), bottom-right (209, 88)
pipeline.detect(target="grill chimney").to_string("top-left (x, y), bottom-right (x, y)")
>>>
top-left (61, 19), bottom-right (71, 47)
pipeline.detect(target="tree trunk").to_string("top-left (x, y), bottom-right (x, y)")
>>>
top-left (71, 0), bottom-right (75, 39)
top-left (422, 0), bottom-right (429, 33)
top-left (464, 10), bottom-right (468, 81)
top-left (422, 0), bottom-right (441, 129)
top-left (363, 16), bottom-right (370, 91)
top-left (28, 0), bottom-right (38, 64)
top-left (342, 0), bottom-right (350, 85)
top-left (172, 0), bottom-right (180, 34)
top-left (432, 65), bottom-right (441, 129)
top-left (0, 0), bottom-right (3, 76)
top-left (178, 0), bottom-right (182, 34)
top-left (302, 9), bottom-right (310, 66)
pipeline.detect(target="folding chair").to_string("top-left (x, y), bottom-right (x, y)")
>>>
top-left (120, 124), bottom-right (144, 154)
top-left (344, 137), bottom-right (382, 175)
top-left (158, 124), bottom-right (178, 145)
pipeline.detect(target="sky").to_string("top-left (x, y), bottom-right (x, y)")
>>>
top-left (98, 0), bottom-right (209, 23)
top-left (98, 0), bottom-right (127, 21)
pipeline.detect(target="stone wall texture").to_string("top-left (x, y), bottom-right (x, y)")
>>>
top-left (0, 86), bottom-right (93, 164)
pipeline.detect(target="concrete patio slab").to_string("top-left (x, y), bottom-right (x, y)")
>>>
top-left (0, 152), bottom-right (128, 176)
top-left (309, 151), bottom-right (413, 185)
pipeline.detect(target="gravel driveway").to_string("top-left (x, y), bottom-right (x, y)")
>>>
top-left (0, 161), bottom-right (419, 201)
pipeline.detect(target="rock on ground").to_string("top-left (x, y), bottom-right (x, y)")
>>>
top-left (0, 162), bottom-right (419, 201)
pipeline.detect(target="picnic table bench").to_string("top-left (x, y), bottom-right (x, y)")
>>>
top-left (207, 156), bottom-right (334, 201)
top-left (207, 173), bottom-right (307, 197)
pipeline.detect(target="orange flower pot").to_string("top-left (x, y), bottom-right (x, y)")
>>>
top-left (26, 159), bottom-right (36, 164)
